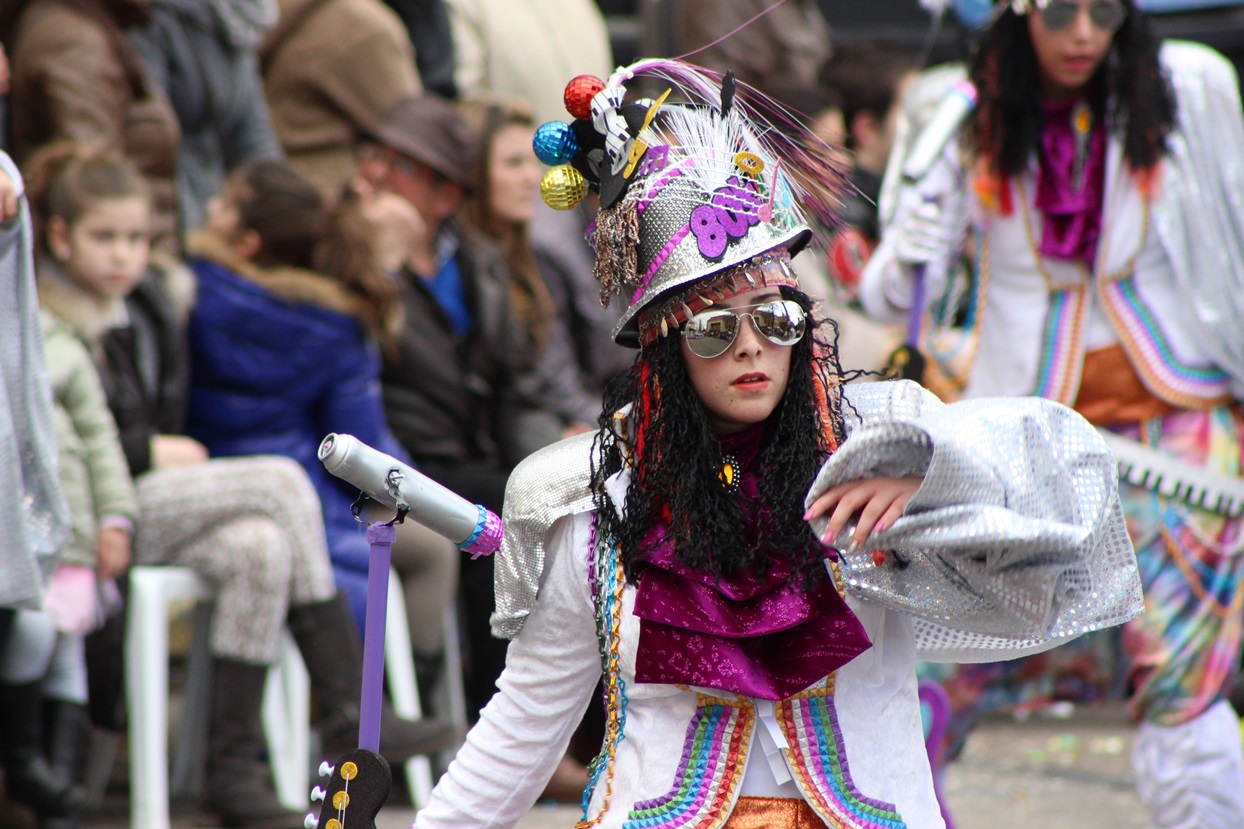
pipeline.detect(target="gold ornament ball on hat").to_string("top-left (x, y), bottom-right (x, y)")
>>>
top-left (540, 164), bottom-right (587, 211)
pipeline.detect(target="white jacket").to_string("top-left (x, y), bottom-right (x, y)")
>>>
top-left (861, 42), bottom-right (1244, 406)
top-left (414, 381), bottom-right (1141, 829)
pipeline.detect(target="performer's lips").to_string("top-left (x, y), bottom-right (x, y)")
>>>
top-left (1063, 54), bottom-right (1096, 72)
top-left (733, 372), bottom-right (769, 390)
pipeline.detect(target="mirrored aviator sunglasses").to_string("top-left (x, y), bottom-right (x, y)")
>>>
top-left (1037, 0), bottom-right (1126, 32)
top-left (681, 300), bottom-right (808, 359)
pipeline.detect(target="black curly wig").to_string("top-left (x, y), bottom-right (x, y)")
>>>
top-left (969, 0), bottom-right (1175, 179)
top-left (589, 287), bottom-right (853, 586)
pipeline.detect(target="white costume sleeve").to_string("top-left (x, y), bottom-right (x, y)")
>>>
top-left (806, 380), bottom-right (1141, 662)
top-left (413, 514), bottom-right (601, 828)
top-left (859, 66), bottom-right (973, 328)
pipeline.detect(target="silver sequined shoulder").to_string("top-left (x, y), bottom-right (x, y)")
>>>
top-left (491, 430), bottom-right (599, 639)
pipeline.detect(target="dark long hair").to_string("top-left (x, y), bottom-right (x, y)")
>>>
top-left (590, 288), bottom-right (850, 586)
top-left (969, 0), bottom-right (1174, 179)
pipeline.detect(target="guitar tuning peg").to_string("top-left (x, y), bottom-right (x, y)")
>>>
top-left (304, 813), bottom-right (319, 829)
top-left (310, 786), bottom-right (326, 802)
top-left (318, 760), bottom-right (334, 778)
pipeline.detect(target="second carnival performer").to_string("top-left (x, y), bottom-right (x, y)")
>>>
top-left (410, 60), bottom-right (1142, 829)
top-left (861, 0), bottom-right (1244, 825)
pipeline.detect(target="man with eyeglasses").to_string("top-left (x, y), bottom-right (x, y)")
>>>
top-left (353, 94), bottom-right (552, 722)
top-left (864, 0), bottom-right (1244, 825)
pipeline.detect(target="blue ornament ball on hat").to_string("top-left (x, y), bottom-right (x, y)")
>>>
top-left (540, 164), bottom-right (587, 211)
top-left (533, 121), bottom-right (579, 166)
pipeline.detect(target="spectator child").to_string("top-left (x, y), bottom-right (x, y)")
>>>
top-left (27, 143), bottom-right (454, 829)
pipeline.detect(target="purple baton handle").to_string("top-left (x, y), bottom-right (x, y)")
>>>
top-left (358, 522), bottom-right (395, 752)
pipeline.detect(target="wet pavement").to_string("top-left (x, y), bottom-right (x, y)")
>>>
top-left (69, 702), bottom-right (1155, 828)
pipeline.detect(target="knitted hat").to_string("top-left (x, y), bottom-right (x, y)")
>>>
top-left (532, 60), bottom-right (844, 347)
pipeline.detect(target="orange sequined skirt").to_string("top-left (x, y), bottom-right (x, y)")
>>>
top-left (721, 796), bottom-right (828, 828)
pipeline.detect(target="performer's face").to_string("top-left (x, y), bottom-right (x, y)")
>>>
top-left (1027, 0), bottom-right (1120, 103)
top-left (679, 286), bottom-right (795, 436)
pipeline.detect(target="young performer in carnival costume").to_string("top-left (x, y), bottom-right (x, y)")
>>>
top-left (412, 59), bottom-right (1142, 829)
top-left (862, 1), bottom-right (1244, 825)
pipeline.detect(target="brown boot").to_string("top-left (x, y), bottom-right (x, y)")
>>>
top-left (287, 595), bottom-right (461, 763)
top-left (204, 660), bottom-right (303, 829)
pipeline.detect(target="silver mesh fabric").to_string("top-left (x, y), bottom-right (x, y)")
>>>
top-left (492, 430), bottom-right (597, 639)
top-left (812, 381), bottom-right (1142, 660)
top-left (0, 154), bottom-right (70, 609)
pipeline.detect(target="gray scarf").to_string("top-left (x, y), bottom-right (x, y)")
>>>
top-left (206, 0), bottom-right (277, 49)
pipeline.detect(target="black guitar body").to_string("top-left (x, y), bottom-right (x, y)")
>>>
top-left (310, 748), bottom-right (392, 829)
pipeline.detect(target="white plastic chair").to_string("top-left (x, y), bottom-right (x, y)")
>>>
top-left (125, 566), bottom-right (310, 829)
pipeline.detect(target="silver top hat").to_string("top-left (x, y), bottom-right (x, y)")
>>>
top-left (535, 60), bottom-right (838, 347)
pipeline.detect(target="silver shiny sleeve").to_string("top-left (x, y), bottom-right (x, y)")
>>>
top-left (810, 381), bottom-right (1142, 662)
top-left (490, 430), bottom-right (599, 639)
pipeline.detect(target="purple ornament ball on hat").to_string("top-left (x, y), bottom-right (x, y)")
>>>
top-left (533, 121), bottom-right (579, 166)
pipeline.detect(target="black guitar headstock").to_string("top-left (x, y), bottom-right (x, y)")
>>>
top-left (306, 748), bottom-right (391, 829)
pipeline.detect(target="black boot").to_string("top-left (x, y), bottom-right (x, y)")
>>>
top-left (204, 660), bottom-right (304, 829)
top-left (40, 698), bottom-right (90, 829)
top-left (413, 651), bottom-right (445, 716)
top-left (287, 595), bottom-right (460, 763)
top-left (0, 682), bottom-right (84, 822)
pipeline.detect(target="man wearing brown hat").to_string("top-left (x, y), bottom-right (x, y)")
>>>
top-left (356, 94), bottom-right (547, 720)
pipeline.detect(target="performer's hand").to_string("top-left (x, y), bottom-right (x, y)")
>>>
top-left (893, 200), bottom-right (947, 268)
top-left (804, 476), bottom-right (922, 550)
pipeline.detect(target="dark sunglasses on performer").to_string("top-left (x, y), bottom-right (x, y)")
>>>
top-left (1032, 0), bottom-right (1126, 33)
top-left (681, 299), bottom-right (808, 359)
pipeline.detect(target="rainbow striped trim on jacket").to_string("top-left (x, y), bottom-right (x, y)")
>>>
top-left (777, 685), bottom-right (908, 829)
top-left (622, 694), bottom-right (753, 829)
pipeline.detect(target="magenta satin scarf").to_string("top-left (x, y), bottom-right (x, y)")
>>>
top-left (1035, 98), bottom-right (1108, 266)
top-left (631, 424), bottom-right (872, 701)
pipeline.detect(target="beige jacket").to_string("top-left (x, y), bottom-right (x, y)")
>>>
top-left (448, 0), bottom-right (612, 126)
top-left (260, 0), bottom-right (421, 199)
top-left (673, 0), bottom-right (832, 93)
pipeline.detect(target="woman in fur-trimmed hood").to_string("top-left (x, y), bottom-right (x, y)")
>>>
top-left (183, 158), bottom-right (460, 673)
